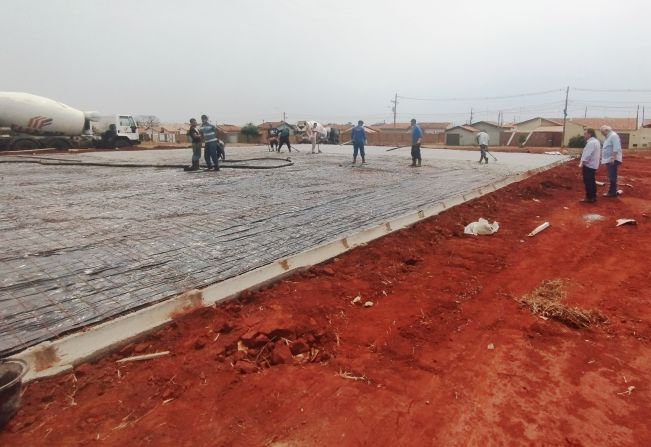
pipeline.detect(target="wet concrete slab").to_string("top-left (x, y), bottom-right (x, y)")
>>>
top-left (0, 145), bottom-right (568, 354)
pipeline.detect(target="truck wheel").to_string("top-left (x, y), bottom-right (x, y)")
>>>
top-left (10, 139), bottom-right (40, 150)
top-left (115, 138), bottom-right (132, 148)
top-left (49, 139), bottom-right (72, 150)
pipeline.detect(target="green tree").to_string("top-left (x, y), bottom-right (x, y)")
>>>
top-left (568, 135), bottom-right (586, 148)
top-left (240, 123), bottom-right (260, 143)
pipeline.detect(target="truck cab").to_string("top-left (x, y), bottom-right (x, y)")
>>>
top-left (92, 115), bottom-right (139, 147)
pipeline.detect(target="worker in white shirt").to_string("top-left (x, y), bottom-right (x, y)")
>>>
top-left (310, 122), bottom-right (322, 154)
top-left (476, 130), bottom-right (490, 164)
top-left (600, 125), bottom-right (623, 197)
top-left (579, 128), bottom-right (601, 203)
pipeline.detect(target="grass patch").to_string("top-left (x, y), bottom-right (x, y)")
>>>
top-left (520, 279), bottom-right (607, 328)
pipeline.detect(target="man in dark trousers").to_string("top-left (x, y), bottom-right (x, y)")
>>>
top-left (98, 124), bottom-right (118, 149)
top-left (200, 114), bottom-right (220, 171)
top-left (351, 120), bottom-right (366, 165)
top-left (277, 124), bottom-right (292, 153)
top-left (184, 118), bottom-right (202, 171)
top-left (579, 128), bottom-right (601, 203)
top-left (409, 118), bottom-right (423, 167)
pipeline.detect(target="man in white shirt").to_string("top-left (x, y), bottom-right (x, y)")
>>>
top-left (600, 125), bottom-right (623, 197)
top-left (579, 128), bottom-right (601, 203)
top-left (477, 130), bottom-right (490, 164)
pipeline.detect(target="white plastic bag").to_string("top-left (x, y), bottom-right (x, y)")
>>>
top-left (464, 218), bottom-right (499, 236)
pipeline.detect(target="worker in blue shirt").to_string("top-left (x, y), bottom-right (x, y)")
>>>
top-left (409, 118), bottom-right (423, 167)
top-left (351, 120), bottom-right (366, 165)
top-left (200, 114), bottom-right (220, 171)
top-left (600, 125), bottom-right (622, 197)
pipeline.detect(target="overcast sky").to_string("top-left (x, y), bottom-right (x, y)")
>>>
top-left (2, 0), bottom-right (650, 125)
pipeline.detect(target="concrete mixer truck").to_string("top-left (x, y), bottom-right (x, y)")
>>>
top-left (0, 92), bottom-right (140, 150)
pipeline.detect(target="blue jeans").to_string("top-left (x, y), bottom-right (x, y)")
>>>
top-left (204, 141), bottom-right (219, 169)
top-left (353, 141), bottom-right (365, 160)
top-left (606, 160), bottom-right (621, 195)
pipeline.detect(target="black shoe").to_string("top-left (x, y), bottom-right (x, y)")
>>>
top-left (580, 198), bottom-right (596, 203)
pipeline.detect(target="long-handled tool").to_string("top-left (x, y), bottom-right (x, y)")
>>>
top-left (385, 144), bottom-right (412, 152)
top-left (486, 150), bottom-right (498, 162)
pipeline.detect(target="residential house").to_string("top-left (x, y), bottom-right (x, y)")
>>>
top-left (444, 125), bottom-right (480, 146)
top-left (370, 122), bottom-right (450, 145)
top-left (469, 121), bottom-right (512, 146)
top-left (563, 117), bottom-right (638, 148)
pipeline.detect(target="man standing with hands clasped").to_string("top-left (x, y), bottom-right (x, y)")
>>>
top-left (579, 128), bottom-right (601, 203)
top-left (409, 118), bottom-right (422, 167)
top-left (600, 125), bottom-right (622, 197)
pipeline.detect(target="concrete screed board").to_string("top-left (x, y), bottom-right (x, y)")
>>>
top-left (0, 145), bottom-right (568, 355)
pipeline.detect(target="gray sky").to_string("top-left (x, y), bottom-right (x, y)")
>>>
top-left (2, 0), bottom-right (650, 125)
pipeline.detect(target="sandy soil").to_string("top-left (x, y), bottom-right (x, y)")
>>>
top-left (2, 156), bottom-right (650, 447)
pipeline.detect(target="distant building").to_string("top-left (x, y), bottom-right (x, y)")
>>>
top-left (444, 125), bottom-right (480, 146)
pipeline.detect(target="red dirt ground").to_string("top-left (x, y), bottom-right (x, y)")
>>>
top-left (2, 156), bottom-right (651, 447)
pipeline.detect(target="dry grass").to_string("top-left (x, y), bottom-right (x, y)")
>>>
top-left (520, 279), bottom-right (607, 328)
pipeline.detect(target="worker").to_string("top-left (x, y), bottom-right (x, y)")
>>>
top-left (351, 120), bottom-right (366, 164)
top-left (579, 128), bottom-right (601, 203)
top-left (268, 126), bottom-right (279, 151)
top-left (310, 122), bottom-right (322, 154)
top-left (477, 129), bottom-right (490, 164)
top-left (98, 124), bottom-right (118, 149)
top-left (278, 124), bottom-right (292, 153)
top-left (184, 118), bottom-right (202, 171)
top-left (200, 114), bottom-right (220, 171)
top-left (409, 118), bottom-right (423, 167)
top-left (600, 125), bottom-right (622, 197)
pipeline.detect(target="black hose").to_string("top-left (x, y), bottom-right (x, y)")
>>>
top-left (0, 157), bottom-right (294, 170)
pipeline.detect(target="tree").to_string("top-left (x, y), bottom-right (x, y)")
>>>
top-left (135, 115), bottom-right (160, 129)
top-left (568, 135), bottom-right (586, 148)
top-left (240, 123), bottom-right (260, 143)
top-left (135, 115), bottom-right (160, 141)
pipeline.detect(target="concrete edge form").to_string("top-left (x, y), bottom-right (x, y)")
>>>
top-left (9, 158), bottom-right (569, 381)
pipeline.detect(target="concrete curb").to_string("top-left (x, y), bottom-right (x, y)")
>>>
top-left (10, 158), bottom-right (569, 381)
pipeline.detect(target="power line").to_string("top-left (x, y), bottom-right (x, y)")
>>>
top-left (397, 88), bottom-right (564, 102)
top-left (573, 88), bottom-right (651, 93)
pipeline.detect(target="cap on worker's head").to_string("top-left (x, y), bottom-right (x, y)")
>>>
top-left (358, 120), bottom-right (364, 125)
top-left (201, 114), bottom-right (208, 120)
top-left (410, 118), bottom-right (417, 124)
top-left (190, 118), bottom-right (197, 123)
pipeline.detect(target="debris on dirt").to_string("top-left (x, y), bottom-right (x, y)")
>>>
top-left (115, 351), bottom-right (169, 364)
top-left (617, 385), bottom-right (636, 396)
top-left (464, 218), bottom-right (499, 236)
top-left (583, 214), bottom-right (605, 222)
top-left (336, 369), bottom-right (369, 382)
top-left (532, 198), bottom-right (540, 202)
top-left (616, 219), bottom-right (637, 227)
top-left (528, 222), bottom-right (550, 237)
top-left (364, 301), bottom-right (374, 308)
top-left (487, 343), bottom-right (495, 350)
top-left (351, 295), bottom-right (362, 305)
top-left (520, 279), bottom-right (607, 328)
top-left (596, 181), bottom-right (606, 186)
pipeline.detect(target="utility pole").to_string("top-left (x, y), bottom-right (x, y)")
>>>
top-left (636, 105), bottom-right (640, 130)
top-left (283, 112), bottom-right (286, 122)
top-left (469, 108), bottom-right (473, 124)
top-left (643, 106), bottom-right (646, 127)
top-left (391, 93), bottom-right (398, 128)
top-left (561, 86), bottom-right (569, 148)
top-left (584, 106), bottom-right (587, 118)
